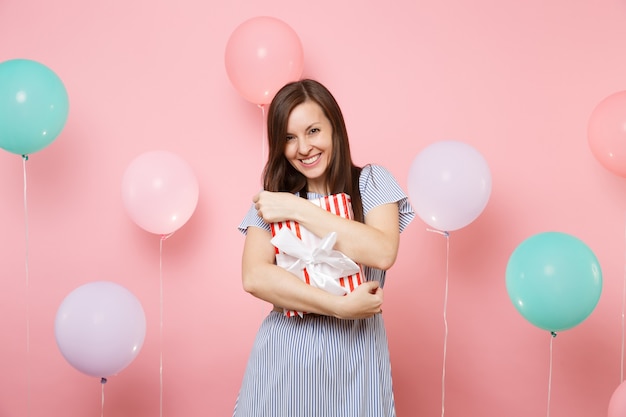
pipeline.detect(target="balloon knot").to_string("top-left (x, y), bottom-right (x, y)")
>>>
top-left (101, 377), bottom-right (107, 384)
top-left (426, 228), bottom-right (449, 237)
top-left (551, 331), bottom-right (557, 338)
top-left (161, 232), bottom-right (174, 241)
top-left (22, 154), bottom-right (29, 161)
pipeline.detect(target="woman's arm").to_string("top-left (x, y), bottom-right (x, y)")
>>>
top-left (241, 225), bottom-right (384, 319)
top-left (253, 191), bottom-right (400, 270)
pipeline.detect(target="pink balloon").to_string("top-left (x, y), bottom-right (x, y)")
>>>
top-left (225, 16), bottom-right (304, 105)
top-left (609, 381), bottom-right (626, 417)
top-left (407, 140), bottom-right (492, 232)
top-left (121, 150), bottom-right (199, 235)
top-left (54, 281), bottom-right (146, 378)
top-left (588, 90), bottom-right (626, 177)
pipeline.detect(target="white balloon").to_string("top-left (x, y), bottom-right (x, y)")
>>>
top-left (408, 140), bottom-right (492, 232)
top-left (55, 281), bottom-right (146, 378)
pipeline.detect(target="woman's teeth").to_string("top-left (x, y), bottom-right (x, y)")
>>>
top-left (301, 155), bottom-right (320, 164)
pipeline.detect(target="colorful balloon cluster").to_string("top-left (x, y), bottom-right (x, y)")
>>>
top-left (7, 15), bottom-right (304, 383)
top-left (407, 141), bottom-right (603, 335)
top-left (225, 16), bottom-right (304, 106)
top-left (55, 281), bottom-right (146, 378)
top-left (0, 58), bottom-right (69, 156)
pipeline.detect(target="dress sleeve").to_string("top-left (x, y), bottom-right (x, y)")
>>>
top-left (359, 164), bottom-right (415, 233)
top-left (237, 203), bottom-right (271, 235)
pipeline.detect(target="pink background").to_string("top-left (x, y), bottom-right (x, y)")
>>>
top-left (1, 0), bottom-right (626, 416)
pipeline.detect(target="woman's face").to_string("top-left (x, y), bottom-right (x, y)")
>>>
top-left (284, 100), bottom-right (333, 194)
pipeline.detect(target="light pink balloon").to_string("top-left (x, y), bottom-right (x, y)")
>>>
top-left (54, 281), bottom-right (146, 378)
top-left (609, 380), bottom-right (626, 417)
top-left (225, 16), bottom-right (304, 105)
top-left (588, 90), bottom-right (626, 177)
top-left (408, 140), bottom-right (492, 232)
top-left (121, 150), bottom-right (199, 235)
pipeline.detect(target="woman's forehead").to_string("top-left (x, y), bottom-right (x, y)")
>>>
top-left (287, 101), bottom-right (327, 127)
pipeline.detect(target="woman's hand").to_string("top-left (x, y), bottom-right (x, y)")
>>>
top-left (333, 281), bottom-right (384, 319)
top-left (253, 191), bottom-right (303, 224)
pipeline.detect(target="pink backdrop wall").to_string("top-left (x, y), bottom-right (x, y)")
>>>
top-left (1, 1), bottom-right (626, 416)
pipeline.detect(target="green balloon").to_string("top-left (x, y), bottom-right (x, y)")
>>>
top-left (0, 58), bottom-right (69, 155)
top-left (505, 231), bottom-right (602, 332)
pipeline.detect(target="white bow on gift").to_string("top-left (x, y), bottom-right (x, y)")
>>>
top-left (270, 227), bottom-right (361, 297)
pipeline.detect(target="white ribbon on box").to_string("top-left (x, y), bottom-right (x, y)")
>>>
top-left (271, 227), bottom-right (361, 316)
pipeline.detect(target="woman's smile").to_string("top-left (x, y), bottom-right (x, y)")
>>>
top-left (300, 153), bottom-right (321, 165)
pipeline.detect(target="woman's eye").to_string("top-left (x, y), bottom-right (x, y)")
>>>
top-left (286, 135), bottom-right (295, 141)
top-left (309, 128), bottom-right (320, 134)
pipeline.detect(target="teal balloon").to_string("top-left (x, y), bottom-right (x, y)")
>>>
top-left (0, 59), bottom-right (69, 155)
top-left (505, 231), bottom-right (602, 332)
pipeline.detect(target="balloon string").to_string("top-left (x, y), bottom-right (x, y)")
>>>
top-left (441, 233), bottom-right (449, 417)
top-left (22, 155), bottom-right (31, 417)
top-left (547, 332), bottom-right (556, 417)
top-left (100, 378), bottom-right (107, 417)
top-left (427, 228), bottom-right (450, 417)
top-left (159, 234), bottom-right (170, 417)
top-left (619, 211), bottom-right (626, 383)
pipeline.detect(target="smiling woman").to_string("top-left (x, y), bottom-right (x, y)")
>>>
top-left (233, 79), bottom-right (415, 417)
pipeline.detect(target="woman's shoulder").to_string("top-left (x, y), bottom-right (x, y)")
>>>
top-left (238, 203), bottom-right (270, 235)
top-left (358, 164), bottom-right (415, 230)
top-left (359, 164), bottom-right (398, 185)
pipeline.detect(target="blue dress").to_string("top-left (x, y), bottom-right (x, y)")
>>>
top-left (233, 165), bottom-right (415, 417)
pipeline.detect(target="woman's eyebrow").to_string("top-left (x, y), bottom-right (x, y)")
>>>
top-left (286, 122), bottom-right (320, 135)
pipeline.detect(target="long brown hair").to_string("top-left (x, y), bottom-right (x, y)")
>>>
top-left (263, 79), bottom-right (364, 222)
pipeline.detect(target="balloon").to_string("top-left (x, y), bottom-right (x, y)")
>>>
top-left (588, 90), bottom-right (626, 177)
top-left (0, 58), bottom-right (69, 155)
top-left (55, 281), bottom-right (146, 378)
top-left (225, 16), bottom-right (304, 105)
top-left (407, 140), bottom-right (492, 232)
top-left (609, 381), bottom-right (626, 417)
top-left (121, 150), bottom-right (199, 235)
top-left (505, 232), bottom-right (602, 332)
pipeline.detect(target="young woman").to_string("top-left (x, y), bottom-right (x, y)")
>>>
top-left (234, 79), bottom-right (414, 417)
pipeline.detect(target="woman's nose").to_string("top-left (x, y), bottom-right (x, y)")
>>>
top-left (297, 137), bottom-right (312, 154)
